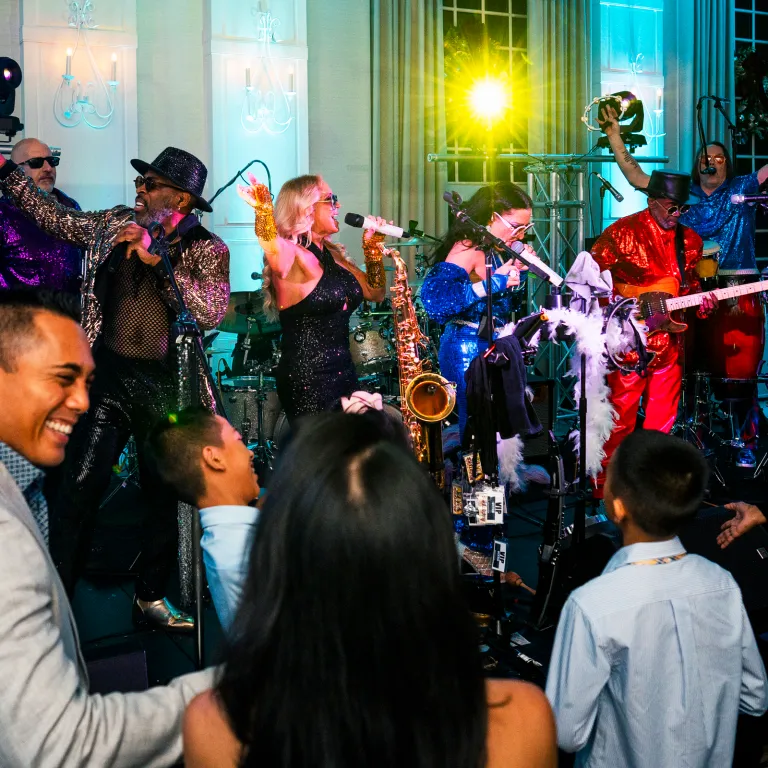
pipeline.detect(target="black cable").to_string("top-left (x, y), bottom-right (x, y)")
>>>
top-left (208, 159), bottom-right (273, 206)
top-left (587, 170), bottom-right (598, 237)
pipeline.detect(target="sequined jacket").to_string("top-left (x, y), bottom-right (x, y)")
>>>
top-left (0, 164), bottom-right (229, 344)
top-left (592, 208), bottom-right (703, 368)
top-left (420, 260), bottom-right (523, 327)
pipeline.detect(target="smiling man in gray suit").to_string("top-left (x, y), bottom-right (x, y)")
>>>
top-left (0, 289), bottom-right (213, 767)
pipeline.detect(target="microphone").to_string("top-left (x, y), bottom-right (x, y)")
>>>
top-left (594, 172), bottom-right (624, 202)
top-left (731, 193), bottom-right (768, 204)
top-left (251, 271), bottom-right (262, 280)
top-left (701, 166), bottom-right (717, 175)
top-left (507, 241), bottom-right (564, 288)
top-left (344, 212), bottom-right (410, 238)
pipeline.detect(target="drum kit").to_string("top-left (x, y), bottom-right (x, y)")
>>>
top-left (209, 242), bottom-right (439, 468)
top-left (677, 240), bottom-right (768, 472)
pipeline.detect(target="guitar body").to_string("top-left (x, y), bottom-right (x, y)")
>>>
top-left (614, 277), bottom-right (688, 336)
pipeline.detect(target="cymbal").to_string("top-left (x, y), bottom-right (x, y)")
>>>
top-left (396, 236), bottom-right (434, 247)
top-left (218, 291), bottom-right (281, 336)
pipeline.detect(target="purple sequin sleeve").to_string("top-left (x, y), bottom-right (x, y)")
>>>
top-left (1, 167), bottom-right (109, 247)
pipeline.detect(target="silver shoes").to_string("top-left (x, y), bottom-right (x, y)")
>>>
top-left (132, 596), bottom-right (194, 632)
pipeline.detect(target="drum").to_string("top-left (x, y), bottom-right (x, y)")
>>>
top-left (691, 272), bottom-right (765, 399)
top-left (349, 320), bottom-right (395, 373)
top-left (221, 376), bottom-right (282, 444)
top-left (694, 240), bottom-right (720, 283)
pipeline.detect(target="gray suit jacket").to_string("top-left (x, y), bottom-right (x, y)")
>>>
top-left (0, 461), bottom-right (214, 767)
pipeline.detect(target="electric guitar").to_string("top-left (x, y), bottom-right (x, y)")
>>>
top-left (615, 277), bottom-right (768, 336)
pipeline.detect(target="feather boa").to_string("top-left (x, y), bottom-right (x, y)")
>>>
top-left (543, 307), bottom-right (616, 477)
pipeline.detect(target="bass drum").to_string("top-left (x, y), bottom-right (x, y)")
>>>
top-left (349, 320), bottom-right (395, 373)
top-left (221, 377), bottom-right (282, 445)
top-left (692, 272), bottom-right (765, 400)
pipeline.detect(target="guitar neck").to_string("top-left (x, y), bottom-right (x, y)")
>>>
top-left (667, 279), bottom-right (768, 311)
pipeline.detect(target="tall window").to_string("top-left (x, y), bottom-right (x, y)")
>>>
top-left (442, 0), bottom-right (528, 184)
top-left (735, 0), bottom-right (768, 268)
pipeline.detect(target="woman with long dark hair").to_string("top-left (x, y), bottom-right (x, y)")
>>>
top-left (182, 411), bottom-right (556, 768)
top-left (420, 182), bottom-right (534, 438)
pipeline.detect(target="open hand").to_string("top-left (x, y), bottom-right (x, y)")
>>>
top-left (718, 501), bottom-right (766, 549)
top-left (597, 103), bottom-right (620, 137)
top-left (114, 223), bottom-right (160, 267)
top-left (236, 171), bottom-right (272, 210)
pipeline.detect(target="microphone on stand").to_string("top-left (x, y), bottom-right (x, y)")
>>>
top-left (594, 172), bottom-right (624, 202)
top-left (250, 271), bottom-right (262, 280)
top-left (344, 212), bottom-right (411, 238)
top-left (731, 193), bottom-right (768, 204)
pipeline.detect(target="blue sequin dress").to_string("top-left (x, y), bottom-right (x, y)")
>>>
top-left (420, 258), bottom-right (524, 438)
top-left (681, 173), bottom-right (760, 272)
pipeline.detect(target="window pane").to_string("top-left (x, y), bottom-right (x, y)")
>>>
top-left (443, 9), bottom-right (455, 30)
top-left (756, 12), bottom-right (768, 40)
top-left (754, 132), bottom-right (768, 155)
top-left (457, 158), bottom-right (485, 182)
top-left (735, 0), bottom-right (752, 8)
top-left (736, 156), bottom-right (754, 175)
top-left (457, 0), bottom-right (482, 10)
top-left (736, 11), bottom-right (753, 39)
top-left (756, 0), bottom-right (768, 10)
top-left (485, 0), bottom-right (509, 12)
top-left (486, 13), bottom-right (510, 46)
top-left (755, 40), bottom-right (768, 58)
top-left (511, 15), bottom-right (527, 48)
top-left (511, 0), bottom-right (527, 13)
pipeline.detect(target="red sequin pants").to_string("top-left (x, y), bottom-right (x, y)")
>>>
top-left (594, 357), bottom-right (681, 498)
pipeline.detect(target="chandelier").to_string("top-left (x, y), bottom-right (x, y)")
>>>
top-left (53, 1), bottom-right (118, 130)
top-left (241, 11), bottom-right (295, 135)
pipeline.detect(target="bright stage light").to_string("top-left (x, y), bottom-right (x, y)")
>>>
top-left (468, 76), bottom-right (509, 125)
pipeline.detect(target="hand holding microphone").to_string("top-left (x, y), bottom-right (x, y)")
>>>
top-left (344, 212), bottom-right (411, 238)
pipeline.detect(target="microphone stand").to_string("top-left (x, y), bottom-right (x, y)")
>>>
top-left (149, 222), bottom-right (224, 670)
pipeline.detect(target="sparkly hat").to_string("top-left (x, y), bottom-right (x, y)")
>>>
top-left (131, 147), bottom-right (213, 212)
top-left (641, 170), bottom-right (697, 205)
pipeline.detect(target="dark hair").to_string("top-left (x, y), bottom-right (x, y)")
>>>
top-left (216, 412), bottom-right (487, 768)
top-left (609, 430), bottom-right (709, 537)
top-left (691, 141), bottom-right (734, 185)
top-left (429, 181), bottom-right (533, 264)
top-left (0, 288), bottom-right (81, 371)
top-left (143, 406), bottom-right (223, 505)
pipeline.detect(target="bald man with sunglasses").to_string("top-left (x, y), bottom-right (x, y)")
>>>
top-left (0, 138), bottom-right (83, 295)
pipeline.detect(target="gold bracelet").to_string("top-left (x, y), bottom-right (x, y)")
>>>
top-left (363, 233), bottom-right (386, 289)
top-left (251, 185), bottom-right (277, 242)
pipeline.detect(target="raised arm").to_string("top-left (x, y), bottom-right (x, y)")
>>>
top-left (237, 173), bottom-right (300, 280)
top-left (0, 160), bottom-right (108, 247)
top-left (598, 105), bottom-right (651, 190)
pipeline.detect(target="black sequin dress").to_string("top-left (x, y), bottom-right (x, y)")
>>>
top-left (276, 242), bottom-right (363, 422)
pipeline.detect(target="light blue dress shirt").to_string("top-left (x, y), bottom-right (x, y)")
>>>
top-left (546, 536), bottom-right (767, 768)
top-left (199, 504), bottom-right (259, 632)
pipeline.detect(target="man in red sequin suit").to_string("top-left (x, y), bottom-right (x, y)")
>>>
top-left (592, 171), bottom-right (715, 497)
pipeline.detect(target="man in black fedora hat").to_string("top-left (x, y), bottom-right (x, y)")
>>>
top-left (0, 147), bottom-right (230, 630)
top-left (590, 169), bottom-right (716, 498)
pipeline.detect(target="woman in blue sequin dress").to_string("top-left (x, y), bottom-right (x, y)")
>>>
top-left (421, 183), bottom-right (534, 439)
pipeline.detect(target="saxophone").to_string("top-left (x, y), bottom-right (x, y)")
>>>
top-left (387, 248), bottom-right (456, 489)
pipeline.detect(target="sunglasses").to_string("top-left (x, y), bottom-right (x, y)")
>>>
top-left (19, 156), bottom-right (59, 169)
top-left (653, 200), bottom-right (691, 216)
top-left (494, 212), bottom-right (535, 235)
top-left (705, 155), bottom-right (727, 164)
top-left (316, 193), bottom-right (339, 208)
top-left (134, 175), bottom-right (185, 193)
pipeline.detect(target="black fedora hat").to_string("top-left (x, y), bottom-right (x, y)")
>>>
top-left (641, 170), bottom-right (697, 206)
top-left (131, 147), bottom-right (212, 212)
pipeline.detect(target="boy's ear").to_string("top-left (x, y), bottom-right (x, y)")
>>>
top-left (201, 444), bottom-right (225, 472)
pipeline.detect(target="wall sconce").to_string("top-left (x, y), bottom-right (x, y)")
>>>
top-left (53, 1), bottom-right (118, 129)
top-left (241, 11), bottom-right (295, 135)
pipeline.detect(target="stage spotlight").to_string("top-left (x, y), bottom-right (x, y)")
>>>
top-left (0, 57), bottom-right (23, 139)
top-left (582, 90), bottom-right (646, 150)
top-left (468, 76), bottom-right (509, 127)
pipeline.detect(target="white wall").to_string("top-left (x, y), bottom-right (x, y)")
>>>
top-left (307, 0), bottom-right (371, 256)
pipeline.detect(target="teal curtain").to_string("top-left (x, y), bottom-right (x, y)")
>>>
top-left (371, 0), bottom-right (448, 258)
top-left (527, 0), bottom-right (601, 154)
top-left (664, 0), bottom-right (735, 173)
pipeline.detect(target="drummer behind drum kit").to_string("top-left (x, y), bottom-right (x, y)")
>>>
top-left (675, 240), bottom-right (768, 474)
top-left (210, 239), bottom-right (440, 472)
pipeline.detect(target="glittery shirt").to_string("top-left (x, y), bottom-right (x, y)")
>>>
top-left (0, 188), bottom-right (83, 294)
top-left (276, 242), bottom-right (363, 421)
top-left (421, 259), bottom-right (525, 438)
top-left (592, 208), bottom-right (703, 368)
top-left (681, 173), bottom-right (759, 272)
top-left (0, 164), bottom-right (230, 405)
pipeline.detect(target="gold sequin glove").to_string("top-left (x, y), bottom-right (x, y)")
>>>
top-left (251, 183), bottom-right (277, 242)
top-left (363, 231), bottom-right (386, 289)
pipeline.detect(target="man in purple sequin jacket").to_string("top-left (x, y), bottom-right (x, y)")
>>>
top-left (0, 139), bottom-right (82, 294)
